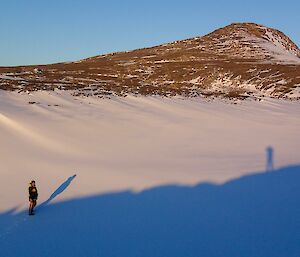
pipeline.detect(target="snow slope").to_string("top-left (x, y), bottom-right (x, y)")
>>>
top-left (0, 90), bottom-right (300, 213)
top-left (1, 90), bottom-right (300, 256)
top-left (1, 165), bottom-right (300, 257)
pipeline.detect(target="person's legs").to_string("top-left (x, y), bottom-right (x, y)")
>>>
top-left (29, 199), bottom-right (34, 215)
top-left (32, 200), bottom-right (37, 211)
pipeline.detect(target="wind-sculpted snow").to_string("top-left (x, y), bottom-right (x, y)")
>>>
top-left (0, 112), bottom-right (78, 154)
top-left (1, 165), bottom-right (300, 257)
top-left (0, 89), bottom-right (299, 256)
top-left (0, 90), bottom-right (300, 212)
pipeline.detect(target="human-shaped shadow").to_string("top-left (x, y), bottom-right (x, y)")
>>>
top-left (39, 174), bottom-right (77, 208)
top-left (266, 146), bottom-right (274, 171)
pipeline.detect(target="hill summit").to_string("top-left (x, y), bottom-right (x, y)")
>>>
top-left (0, 23), bottom-right (300, 99)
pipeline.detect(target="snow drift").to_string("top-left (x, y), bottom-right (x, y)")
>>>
top-left (0, 90), bottom-right (300, 257)
top-left (0, 90), bottom-right (300, 212)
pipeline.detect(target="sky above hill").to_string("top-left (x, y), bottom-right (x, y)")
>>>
top-left (1, 0), bottom-right (299, 66)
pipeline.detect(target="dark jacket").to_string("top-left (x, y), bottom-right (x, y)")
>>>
top-left (29, 186), bottom-right (38, 200)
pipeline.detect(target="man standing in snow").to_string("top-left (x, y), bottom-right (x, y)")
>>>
top-left (28, 180), bottom-right (38, 215)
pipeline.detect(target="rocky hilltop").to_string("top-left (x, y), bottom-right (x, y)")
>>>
top-left (1, 23), bottom-right (300, 99)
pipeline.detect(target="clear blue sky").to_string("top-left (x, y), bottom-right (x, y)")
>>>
top-left (1, 0), bottom-right (299, 66)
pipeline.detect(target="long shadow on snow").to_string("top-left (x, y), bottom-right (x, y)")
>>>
top-left (39, 174), bottom-right (77, 208)
top-left (1, 165), bottom-right (300, 257)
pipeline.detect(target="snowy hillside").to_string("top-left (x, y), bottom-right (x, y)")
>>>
top-left (204, 23), bottom-right (300, 64)
top-left (0, 90), bottom-right (299, 210)
top-left (1, 23), bottom-right (300, 99)
top-left (0, 90), bottom-right (300, 256)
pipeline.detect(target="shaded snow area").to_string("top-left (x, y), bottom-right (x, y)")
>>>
top-left (0, 90), bottom-right (300, 257)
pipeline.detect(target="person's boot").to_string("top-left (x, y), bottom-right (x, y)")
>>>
top-left (29, 208), bottom-right (34, 216)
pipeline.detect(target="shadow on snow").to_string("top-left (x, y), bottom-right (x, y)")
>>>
top-left (1, 165), bottom-right (300, 257)
top-left (39, 174), bottom-right (77, 208)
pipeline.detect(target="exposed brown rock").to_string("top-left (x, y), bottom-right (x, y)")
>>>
top-left (1, 23), bottom-right (299, 99)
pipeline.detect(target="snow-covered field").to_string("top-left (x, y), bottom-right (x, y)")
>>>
top-left (1, 90), bottom-right (300, 257)
top-left (0, 90), bottom-right (299, 212)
